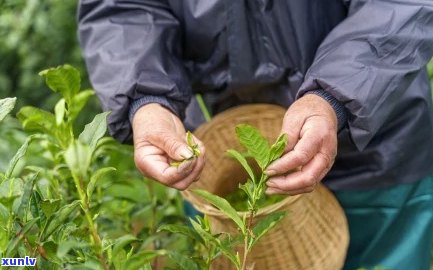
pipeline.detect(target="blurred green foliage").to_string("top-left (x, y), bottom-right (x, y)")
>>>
top-left (0, 0), bottom-right (92, 111)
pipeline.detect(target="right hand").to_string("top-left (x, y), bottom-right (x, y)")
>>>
top-left (132, 103), bottom-right (205, 190)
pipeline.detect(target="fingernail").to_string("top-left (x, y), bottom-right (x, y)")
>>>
top-left (265, 188), bottom-right (276, 195)
top-left (266, 179), bottom-right (276, 187)
top-left (180, 147), bottom-right (194, 159)
top-left (265, 169), bottom-right (277, 176)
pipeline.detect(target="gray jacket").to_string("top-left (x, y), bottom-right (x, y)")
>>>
top-left (78, 0), bottom-right (433, 190)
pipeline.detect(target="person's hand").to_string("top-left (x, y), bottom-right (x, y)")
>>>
top-left (132, 103), bottom-right (205, 190)
top-left (265, 94), bottom-right (338, 195)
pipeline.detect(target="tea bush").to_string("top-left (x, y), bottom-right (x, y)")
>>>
top-left (0, 65), bottom-right (195, 270)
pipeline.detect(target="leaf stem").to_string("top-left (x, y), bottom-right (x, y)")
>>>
top-left (72, 174), bottom-right (108, 270)
top-left (195, 94), bottom-right (212, 122)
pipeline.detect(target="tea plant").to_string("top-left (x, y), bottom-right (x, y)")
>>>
top-left (162, 125), bottom-right (289, 270)
top-left (0, 65), bottom-right (193, 269)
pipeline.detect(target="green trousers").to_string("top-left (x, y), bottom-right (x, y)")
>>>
top-left (333, 175), bottom-right (433, 270)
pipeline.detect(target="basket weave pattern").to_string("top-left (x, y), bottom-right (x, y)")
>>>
top-left (182, 104), bottom-right (349, 270)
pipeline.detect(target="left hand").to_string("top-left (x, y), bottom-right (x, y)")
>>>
top-left (265, 94), bottom-right (338, 195)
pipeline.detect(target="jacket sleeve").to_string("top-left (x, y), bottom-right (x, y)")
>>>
top-left (78, 0), bottom-right (191, 143)
top-left (298, 0), bottom-right (433, 150)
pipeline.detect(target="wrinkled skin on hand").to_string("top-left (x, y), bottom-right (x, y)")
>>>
top-left (265, 94), bottom-right (338, 195)
top-left (132, 103), bottom-right (205, 190)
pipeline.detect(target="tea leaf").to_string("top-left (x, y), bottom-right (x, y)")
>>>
top-left (112, 234), bottom-right (137, 253)
top-left (0, 178), bottom-right (24, 207)
top-left (193, 189), bottom-right (245, 234)
top-left (79, 111), bottom-right (110, 153)
top-left (41, 241), bottom-right (63, 265)
top-left (42, 200), bottom-right (80, 239)
top-left (6, 218), bottom-right (39, 257)
top-left (54, 99), bottom-right (66, 126)
top-left (0, 97), bottom-right (16, 122)
top-left (16, 172), bottom-right (38, 220)
top-left (56, 240), bottom-right (89, 259)
top-left (87, 167), bottom-right (116, 199)
top-left (0, 227), bottom-right (8, 253)
top-left (189, 217), bottom-right (215, 243)
top-left (186, 131), bottom-right (194, 147)
top-left (235, 124), bottom-right (270, 170)
top-left (218, 236), bottom-right (242, 269)
top-left (166, 250), bottom-right (200, 270)
top-left (64, 141), bottom-right (92, 178)
top-left (69, 90), bottom-right (95, 121)
top-left (5, 135), bottom-right (33, 178)
top-left (158, 224), bottom-right (203, 244)
top-left (268, 133), bottom-right (288, 164)
top-left (17, 106), bottom-right (56, 135)
top-left (30, 191), bottom-right (43, 228)
top-left (249, 211), bottom-right (287, 250)
top-left (40, 199), bottom-right (61, 219)
top-left (39, 64), bottom-right (80, 104)
top-left (124, 250), bottom-right (165, 270)
top-left (227, 149), bottom-right (255, 182)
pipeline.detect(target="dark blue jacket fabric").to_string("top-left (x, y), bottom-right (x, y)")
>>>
top-left (78, 0), bottom-right (433, 190)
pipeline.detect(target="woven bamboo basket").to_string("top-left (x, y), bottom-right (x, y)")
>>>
top-left (182, 104), bottom-right (349, 270)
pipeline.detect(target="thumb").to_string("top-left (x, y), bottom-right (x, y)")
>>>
top-left (148, 132), bottom-right (194, 161)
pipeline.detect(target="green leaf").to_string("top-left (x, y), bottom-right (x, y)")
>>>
top-left (227, 149), bottom-right (255, 182)
top-left (39, 64), bottom-right (80, 103)
top-left (64, 141), bottom-right (92, 178)
top-left (16, 173), bottom-right (38, 220)
top-left (41, 241), bottom-right (62, 265)
top-left (40, 199), bottom-right (61, 219)
top-left (5, 135), bottom-right (33, 178)
top-left (186, 131), bottom-right (200, 156)
top-left (166, 250), bottom-right (200, 270)
top-left (0, 204), bottom-right (9, 226)
top-left (235, 124), bottom-right (270, 170)
top-left (249, 211), bottom-right (287, 250)
top-left (112, 235), bottom-right (141, 269)
top-left (30, 191), bottom-right (42, 228)
top-left (239, 180), bottom-right (255, 203)
top-left (0, 97), bottom-right (16, 122)
top-left (17, 106), bottom-right (56, 135)
top-left (87, 167), bottom-right (116, 199)
top-left (158, 224), bottom-right (203, 244)
top-left (56, 240), bottom-right (89, 259)
top-left (112, 234), bottom-right (138, 259)
top-left (0, 227), bottom-right (8, 253)
top-left (0, 178), bottom-right (24, 209)
top-left (43, 201), bottom-right (80, 239)
top-left (54, 98), bottom-right (66, 126)
top-left (78, 111), bottom-right (110, 152)
top-left (124, 250), bottom-right (165, 270)
top-left (189, 218), bottom-right (217, 245)
top-left (69, 90), bottom-right (95, 121)
top-left (193, 189), bottom-right (245, 234)
top-left (268, 133), bottom-right (288, 164)
top-left (6, 218), bottom-right (39, 257)
top-left (216, 235), bottom-right (242, 269)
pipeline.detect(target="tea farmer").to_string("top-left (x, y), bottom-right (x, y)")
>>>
top-left (77, 1), bottom-right (433, 269)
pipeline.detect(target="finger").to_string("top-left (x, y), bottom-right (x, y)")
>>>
top-left (147, 131), bottom-right (193, 161)
top-left (134, 144), bottom-right (197, 185)
top-left (265, 185), bottom-right (315, 195)
top-left (172, 153), bottom-right (206, 190)
top-left (266, 129), bottom-right (321, 176)
top-left (267, 150), bottom-right (332, 191)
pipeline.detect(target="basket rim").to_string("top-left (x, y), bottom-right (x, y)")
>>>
top-left (182, 187), bottom-right (302, 218)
